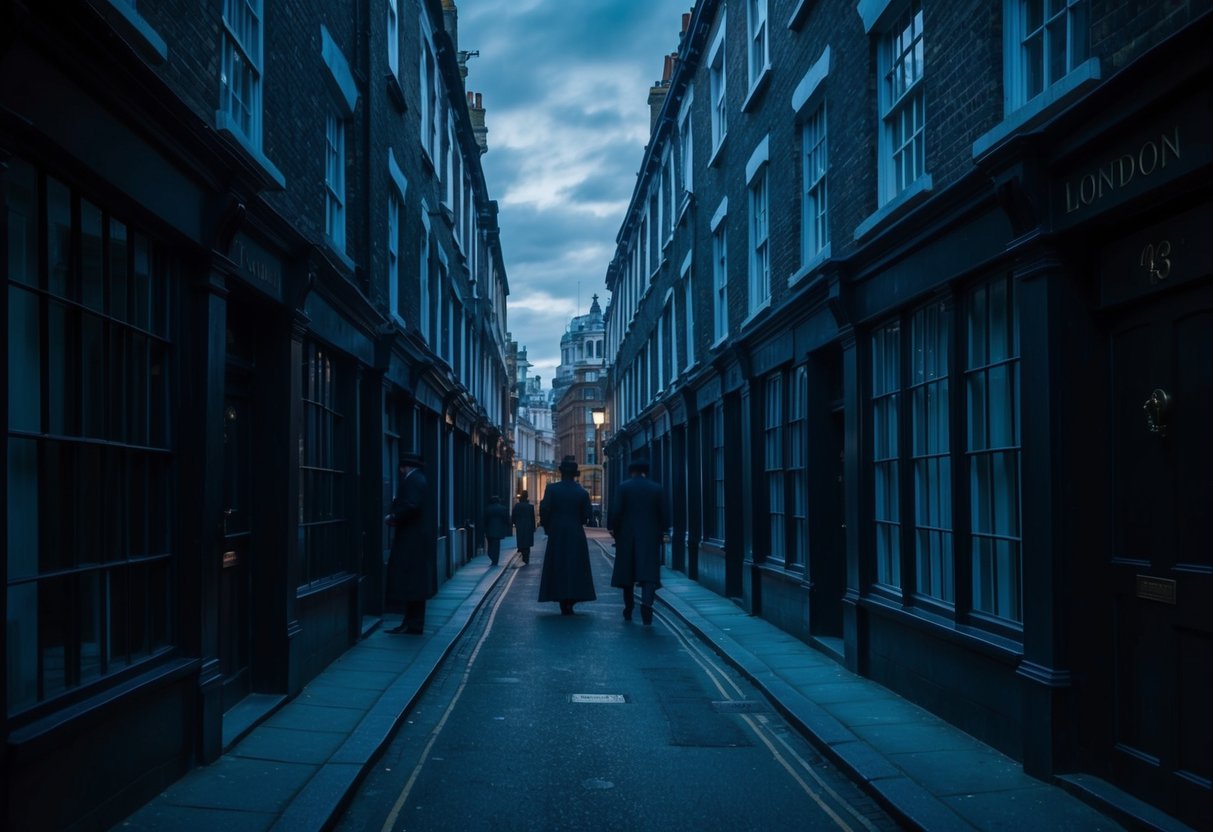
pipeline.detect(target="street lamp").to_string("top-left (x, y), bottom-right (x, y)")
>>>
top-left (591, 407), bottom-right (605, 525)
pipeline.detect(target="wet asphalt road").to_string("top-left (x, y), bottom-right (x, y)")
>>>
top-left (335, 529), bottom-right (902, 832)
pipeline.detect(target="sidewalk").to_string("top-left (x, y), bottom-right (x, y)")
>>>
top-left (607, 534), bottom-right (1185, 831)
top-left (117, 545), bottom-right (517, 832)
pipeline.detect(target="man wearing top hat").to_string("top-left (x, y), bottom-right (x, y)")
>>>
top-left (608, 455), bottom-right (669, 625)
top-left (384, 450), bottom-right (437, 634)
top-left (537, 455), bottom-right (597, 614)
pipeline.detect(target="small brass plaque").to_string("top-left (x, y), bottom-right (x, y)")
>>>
top-left (1136, 575), bottom-right (1176, 605)
top-left (222, 550), bottom-right (239, 568)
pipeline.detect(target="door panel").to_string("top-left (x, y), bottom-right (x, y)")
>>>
top-left (1104, 283), bottom-right (1213, 826)
top-left (1174, 311), bottom-right (1213, 570)
top-left (219, 382), bottom-right (254, 712)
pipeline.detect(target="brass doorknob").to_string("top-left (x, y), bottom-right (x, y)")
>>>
top-left (1143, 388), bottom-right (1171, 437)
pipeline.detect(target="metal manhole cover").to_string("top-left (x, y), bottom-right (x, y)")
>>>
top-left (711, 699), bottom-right (766, 713)
top-left (569, 693), bottom-right (627, 704)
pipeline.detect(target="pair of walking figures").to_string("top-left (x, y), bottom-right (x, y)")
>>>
top-left (480, 491), bottom-right (537, 566)
top-left (537, 454), bottom-right (669, 623)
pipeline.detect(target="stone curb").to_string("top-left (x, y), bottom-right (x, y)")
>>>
top-left (269, 553), bottom-right (519, 832)
top-left (635, 553), bottom-right (975, 832)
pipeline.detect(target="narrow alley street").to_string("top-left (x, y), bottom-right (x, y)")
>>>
top-left (334, 529), bottom-right (899, 832)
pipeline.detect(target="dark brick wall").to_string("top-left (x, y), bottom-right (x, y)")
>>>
top-left (613, 0), bottom-right (1212, 394)
top-left (131, 0), bottom-right (494, 361)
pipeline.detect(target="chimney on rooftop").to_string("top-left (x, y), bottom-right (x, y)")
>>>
top-left (467, 91), bottom-right (489, 154)
top-left (442, 0), bottom-right (458, 50)
top-left (648, 53), bottom-right (676, 132)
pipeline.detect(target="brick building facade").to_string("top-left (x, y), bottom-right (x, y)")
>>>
top-left (603, 1), bottom-right (1213, 826)
top-left (1, 0), bottom-right (513, 827)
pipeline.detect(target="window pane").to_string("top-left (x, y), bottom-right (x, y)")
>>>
top-left (9, 287), bottom-right (42, 432)
top-left (7, 583), bottom-right (39, 711)
top-left (40, 575), bottom-right (71, 700)
top-left (967, 276), bottom-right (1022, 623)
top-left (47, 178), bottom-right (72, 298)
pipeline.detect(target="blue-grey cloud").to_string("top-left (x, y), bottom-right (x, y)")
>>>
top-left (458, 0), bottom-right (686, 378)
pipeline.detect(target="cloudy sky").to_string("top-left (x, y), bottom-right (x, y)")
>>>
top-left (457, 0), bottom-right (687, 386)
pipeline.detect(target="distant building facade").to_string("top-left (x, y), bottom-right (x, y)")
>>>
top-left (553, 295), bottom-right (607, 505)
top-left (512, 346), bottom-right (557, 499)
top-left (603, 1), bottom-right (1213, 828)
top-left (1, 0), bottom-right (512, 827)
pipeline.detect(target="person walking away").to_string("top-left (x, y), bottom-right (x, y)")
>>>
top-left (538, 456), bottom-right (597, 615)
top-left (511, 490), bottom-right (536, 564)
top-left (482, 495), bottom-right (511, 566)
top-left (608, 455), bottom-right (669, 625)
top-left (384, 450), bottom-right (437, 634)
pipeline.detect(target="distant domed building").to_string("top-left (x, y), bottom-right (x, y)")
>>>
top-left (552, 295), bottom-right (608, 511)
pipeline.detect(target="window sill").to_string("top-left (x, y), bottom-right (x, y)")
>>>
top-left (214, 112), bottom-right (286, 188)
top-left (677, 191), bottom-right (694, 226)
top-left (386, 73), bottom-right (407, 113)
top-left (8, 655), bottom-right (198, 747)
top-left (741, 65), bottom-right (772, 113)
top-left (740, 296), bottom-right (772, 331)
top-left (92, 0), bottom-right (168, 63)
top-left (971, 58), bottom-right (1102, 161)
top-left (853, 173), bottom-right (932, 241)
top-left (788, 0), bottom-right (817, 29)
top-left (710, 333), bottom-right (729, 351)
top-left (708, 133), bottom-right (728, 168)
top-left (322, 236), bottom-right (357, 274)
top-left (858, 592), bottom-right (1024, 664)
top-left (390, 312), bottom-right (407, 331)
top-left (788, 242), bottom-right (832, 287)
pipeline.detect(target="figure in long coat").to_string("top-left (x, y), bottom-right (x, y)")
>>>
top-left (537, 456), bottom-right (597, 614)
top-left (384, 450), bottom-right (437, 634)
top-left (482, 495), bottom-right (511, 566)
top-left (511, 490), bottom-right (536, 564)
top-left (608, 456), bottom-right (669, 625)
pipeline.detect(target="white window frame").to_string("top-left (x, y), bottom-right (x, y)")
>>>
top-left (419, 13), bottom-right (440, 163)
top-left (681, 250), bottom-right (695, 371)
top-left (657, 305), bottom-right (667, 393)
top-left (325, 113), bottom-right (346, 251)
top-left (1006, 0), bottom-right (1090, 111)
top-left (746, 137), bottom-right (770, 316)
top-left (877, 0), bottom-right (926, 205)
top-left (219, 0), bottom-right (263, 148)
top-left (387, 0), bottom-right (399, 78)
top-left (420, 202), bottom-right (432, 343)
top-left (679, 86), bottom-right (695, 200)
top-left (666, 151), bottom-right (676, 242)
top-left (388, 189), bottom-right (401, 325)
top-left (711, 197), bottom-right (728, 344)
top-left (802, 103), bottom-right (829, 266)
top-left (708, 16), bottom-right (728, 159)
top-left (746, 0), bottom-right (770, 93)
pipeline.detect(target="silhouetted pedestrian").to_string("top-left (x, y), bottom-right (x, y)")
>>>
top-left (482, 495), bottom-right (511, 566)
top-left (384, 450), bottom-right (437, 634)
top-left (538, 455), bottom-right (596, 614)
top-left (511, 490), bottom-right (536, 564)
top-left (608, 456), bottom-right (668, 625)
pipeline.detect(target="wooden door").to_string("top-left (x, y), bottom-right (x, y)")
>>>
top-left (1105, 281), bottom-right (1213, 826)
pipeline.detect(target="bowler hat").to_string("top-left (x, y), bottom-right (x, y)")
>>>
top-left (558, 455), bottom-right (580, 476)
top-left (398, 450), bottom-right (425, 469)
top-left (628, 455), bottom-right (650, 474)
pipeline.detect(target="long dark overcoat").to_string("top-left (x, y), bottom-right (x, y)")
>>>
top-left (511, 499), bottom-right (536, 549)
top-left (537, 479), bottom-right (597, 603)
top-left (386, 469), bottom-right (438, 604)
top-left (608, 475), bottom-right (669, 588)
top-left (483, 501), bottom-right (511, 540)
